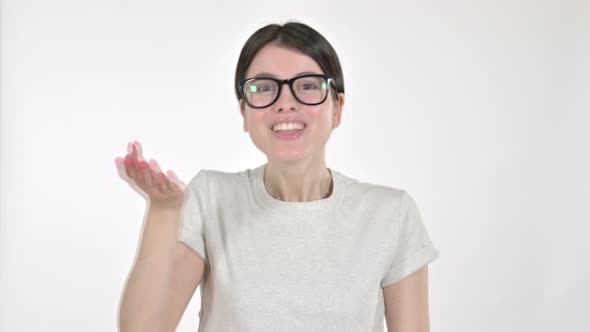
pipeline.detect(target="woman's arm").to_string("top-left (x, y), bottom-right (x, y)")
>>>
top-left (118, 206), bottom-right (207, 332)
top-left (383, 265), bottom-right (431, 332)
top-left (116, 141), bottom-right (207, 331)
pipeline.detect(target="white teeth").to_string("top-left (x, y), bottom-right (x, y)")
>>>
top-left (272, 122), bottom-right (305, 132)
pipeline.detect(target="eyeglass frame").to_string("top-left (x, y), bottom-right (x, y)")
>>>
top-left (238, 74), bottom-right (336, 109)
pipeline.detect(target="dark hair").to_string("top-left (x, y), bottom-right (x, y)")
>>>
top-left (234, 21), bottom-right (345, 104)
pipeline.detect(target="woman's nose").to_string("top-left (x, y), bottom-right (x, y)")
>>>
top-left (272, 84), bottom-right (298, 112)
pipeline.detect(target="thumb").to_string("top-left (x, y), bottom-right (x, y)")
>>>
top-left (166, 170), bottom-right (186, 191)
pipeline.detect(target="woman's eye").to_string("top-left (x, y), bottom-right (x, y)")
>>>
top-left (250, 84), bottom-right (273, 93)
top-left (255, 83), bottom-right (276, 92)
top-left (300, 83), bottom-right (318, 90)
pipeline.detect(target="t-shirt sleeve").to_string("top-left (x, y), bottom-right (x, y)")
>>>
top-left (381, 190), bottom-right (440, 288)
top-left (177, 169), bottom-right (209, 265)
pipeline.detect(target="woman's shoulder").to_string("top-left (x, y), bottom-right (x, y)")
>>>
top-left (334, 170), bottom-right (416, 219)
top-left (337, 170), bottom-right (405, 200)
top-left (186, 166), bottom-right (252, 191)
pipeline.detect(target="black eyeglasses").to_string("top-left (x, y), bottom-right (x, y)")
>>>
top-left (238, 74), bottom-right (335, 109)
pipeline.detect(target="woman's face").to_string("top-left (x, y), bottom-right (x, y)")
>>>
top-left (240, 43), bottom-right (344, 163)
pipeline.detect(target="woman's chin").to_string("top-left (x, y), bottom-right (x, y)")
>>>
top-left (268, 149), bottom-right (308, 162)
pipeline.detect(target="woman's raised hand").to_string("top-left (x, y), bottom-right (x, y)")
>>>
top-left (115, 140), bottom-right (186, 210)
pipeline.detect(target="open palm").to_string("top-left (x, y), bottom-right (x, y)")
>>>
top-left (115, 141), bottom-right (186, 210)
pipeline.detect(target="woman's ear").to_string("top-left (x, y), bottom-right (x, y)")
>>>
top-left (239, 100), bottom-right (248, 132)
top-left (332, 93), bottom-right (345, 129)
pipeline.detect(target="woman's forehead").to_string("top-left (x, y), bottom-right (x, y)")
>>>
top-left (245, 44), bottom-right (324, 79)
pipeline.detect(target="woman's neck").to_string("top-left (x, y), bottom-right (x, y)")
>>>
top-left (263, 159), bottom-right (333, 202)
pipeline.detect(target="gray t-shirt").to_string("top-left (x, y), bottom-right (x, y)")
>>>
top-left (178, 163), bottom-right (439, 332)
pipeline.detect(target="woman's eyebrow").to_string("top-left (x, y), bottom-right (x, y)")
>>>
top-left (253, 71), bottom-right (321, 78)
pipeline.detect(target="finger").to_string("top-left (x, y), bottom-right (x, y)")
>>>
top-left (124, 147), bottom-right (137, 179)
top-left (134, 141), bottom-right (149, 183)
top-left (166, 170), bottom-right (186, 192)
top-left (124, 142), bottom-right (136, 178)
top-left (149, 159), bottom-right (163, 173)
top-left (149, 159), bottom-right (167, 191)
top-left (117, 156), bottom-right (143, 195)
top-left (134, 141), bottom-right (144, 159)
top-left (161, 170), bottom-right (175, 192)
top-left (138, 159), bottom-right (152, 187)
top-left (115, 157), bottom-right (130, 180)
top-left (130, 142), bottom-right (145, 183)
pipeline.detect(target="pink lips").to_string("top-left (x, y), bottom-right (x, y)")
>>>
top-left (269, 116), bottom-right (307, 129)
top-left (272, 127), bottom-right (306, 140)
top-left (269, 117), bottom-right (307, 141)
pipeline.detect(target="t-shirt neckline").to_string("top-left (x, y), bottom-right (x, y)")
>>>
top-left (250, 163), bottom-right (344, 216)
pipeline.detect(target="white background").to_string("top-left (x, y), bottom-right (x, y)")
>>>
top-left (1, 0), bottom-right (589, 331)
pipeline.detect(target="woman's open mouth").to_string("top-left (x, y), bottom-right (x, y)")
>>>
top-left (271, 123), bottom-right (307, 141)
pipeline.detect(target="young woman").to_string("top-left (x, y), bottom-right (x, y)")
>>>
top-left (117, 21), bottom-right (439, 332)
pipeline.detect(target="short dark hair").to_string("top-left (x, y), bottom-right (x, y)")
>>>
top-left (234, 21), bottom-right (345, 104)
